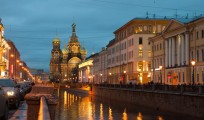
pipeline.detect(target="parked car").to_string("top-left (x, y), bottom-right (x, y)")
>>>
top-left (17, 82), bottom-right (27, 100)
top-left (0, 85), bottom-right (8, 120)
top-left (23, 81), bottom-right (32, 93)
top-left (0, 79), bottom-right (21, 109)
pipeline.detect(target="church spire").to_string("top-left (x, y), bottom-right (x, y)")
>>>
top-left (72, 22), bottom-right (76, 37)
top-left (69, 22), bottom-right (78, 42)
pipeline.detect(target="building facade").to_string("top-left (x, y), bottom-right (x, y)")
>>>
top-left (78, 54), bottom-right (95, 83)
top-left (92, 48), bottom-right (107, 84)
top-left (0, 19), bottom-right (11, 78)
top-left (50, 23), bottom-right (87, 83)
top-left (0, 18), bottom-right (33, 81)
top-left (150, 17), bottom-right (204, 85)
top-left (107, 18), bottom-right (170, 84)
top-left (7, 40), bottom-right (21, 80)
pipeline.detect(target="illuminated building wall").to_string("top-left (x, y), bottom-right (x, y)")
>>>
top-left (7, 40), bottom-right (21, 80)
top-left (0, 19), bottom-right (11, 78)
top-left (78, 55), bottom-right (94, 83)
top-left (150, 17), bottom-right (204, 85)
top-left (106, 18), bottom-right (170, 84)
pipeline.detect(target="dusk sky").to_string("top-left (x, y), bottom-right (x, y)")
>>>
top-left (0, 0), bottom-right (204, 72)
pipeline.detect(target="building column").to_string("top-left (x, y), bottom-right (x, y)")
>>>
top-left (165, 40), bottom-right (168, 68)
top-left (185, 32), bottom-right (189, 65)
top-left (172, 37), bottom-right (175, 67)
top-left (168, 38), bottom-right (172, 67)
top-left (177, 35), bottom-right (181, 66)
top-left (181, 34), bottom-right (185, 66)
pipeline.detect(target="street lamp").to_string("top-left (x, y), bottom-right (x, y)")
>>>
top-left (159, 66), bottom-right (163, 84)
top-left (65, 74), bottom-right (67, 81)
top-left (109, 72), bottom-right (112, 84)
top-left (123, 71), bottom-right (126, 84)
top-left (100, 73), bottom-right (102, 84)
top-left (10, 54), bottom-right (14, 79)
top-left (191, 60), bottom-right (195, 85)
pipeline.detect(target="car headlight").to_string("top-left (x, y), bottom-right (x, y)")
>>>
top-left (7, 91), bottom-right (15, 96)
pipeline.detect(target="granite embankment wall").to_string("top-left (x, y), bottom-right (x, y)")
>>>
top-left (92, 86), bottom-right (204, 118)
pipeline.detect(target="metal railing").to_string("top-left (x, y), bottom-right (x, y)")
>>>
top-left (94, 84), bottom-right (204, 95)
top-left (38, 96), bottom-right (51, 120)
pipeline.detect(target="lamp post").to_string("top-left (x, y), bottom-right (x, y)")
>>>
top-left (123, 70), bottom-right (126, 84)
top-left (109, 72), bottom-right (112, 84)
top-left (10, 54), bottom-right (14, 79)
top-left (100, 73), bottom-right (102, 84)
top-left (159, 66), bottom-right (163, 84)
top-left (191, 60), bottom-right (195, 85)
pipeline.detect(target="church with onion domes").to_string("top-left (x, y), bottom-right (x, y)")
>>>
top-left (49, 23), bottom-right (87, 83)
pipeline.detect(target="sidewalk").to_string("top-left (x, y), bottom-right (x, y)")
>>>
top-left (9, 101), bottom-right (27, 120)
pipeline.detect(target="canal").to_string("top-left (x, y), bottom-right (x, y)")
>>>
top-left (55, 88), bottom-right (200, 120)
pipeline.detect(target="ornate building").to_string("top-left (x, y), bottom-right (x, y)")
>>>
top-left (50, 23), bottom-right (87, 83)
top-left (0, 18), bottom-right (11, 78)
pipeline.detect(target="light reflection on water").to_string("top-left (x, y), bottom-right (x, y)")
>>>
top-left (55, 89), bottom-right (198, 120)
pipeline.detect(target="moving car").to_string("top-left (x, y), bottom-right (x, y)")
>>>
top-left (0, 85), bottom-right (8, 120)
top-left (0, 79), bottom-right (21, 109)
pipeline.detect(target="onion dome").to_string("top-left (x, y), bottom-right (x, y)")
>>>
top-left (52, 36), bottom-right (60, 43)
top-left (80, 46), bottom-right (87, 54)
top-left (62, 45), bottom-right (68, 54)
top-left (52, 35), bottom-right (61, 46)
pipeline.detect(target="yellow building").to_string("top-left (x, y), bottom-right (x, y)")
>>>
top-left (78, 54), bottom-right (95, 83)
top-left (150, 17), bottom-right (204, 85)
top-left (50, 23), bottom-right (87, 83)
top-left (107, 18), bottom-right (170, 84)
top-left (0, 18), bottom-right (11, 78)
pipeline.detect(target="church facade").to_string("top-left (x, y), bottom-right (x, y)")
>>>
top-left (49, 23), bottom-right (87, 83)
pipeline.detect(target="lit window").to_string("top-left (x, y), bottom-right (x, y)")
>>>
top-left (148, 63), bottom-right (151, 71)
top-left (148, 51), bottom-right (151, 57)
top-left (139, 50), bottom-right (143, 57)
top-left (138, 61), bottom-right (143, 71)
top-left (139, 25), bottom-right (143, 32)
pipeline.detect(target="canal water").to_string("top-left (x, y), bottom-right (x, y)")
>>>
top-left (55, 88), bottom-right (200, 120)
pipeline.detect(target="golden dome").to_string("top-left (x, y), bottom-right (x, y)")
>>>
top-left (52, 37), bottom-right (60, 42)
top-left (62, 48), bottom-right (68, 54)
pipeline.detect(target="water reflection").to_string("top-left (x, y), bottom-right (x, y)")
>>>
top-left (122, 109), bottom-right (128, 120)
top-left (55, 89), bottom-right (199, 120)
top-left (100, 104), bottom-right (104, 120)
top-left (108, 107), bottom-right (113, 120)
top-left (137, 112), bottom-right (142, 120)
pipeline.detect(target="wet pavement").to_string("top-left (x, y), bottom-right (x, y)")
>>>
top-left (9, 101), bottom-right (27, 120)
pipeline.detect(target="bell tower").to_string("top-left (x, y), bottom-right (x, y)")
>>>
top-left (50, 36), bottom-right (62, 82)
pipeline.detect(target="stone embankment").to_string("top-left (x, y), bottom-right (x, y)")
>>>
top-left (91, 86), bottom-right (204, 119)
top-left (25, 85), bottom-right (58, 120)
